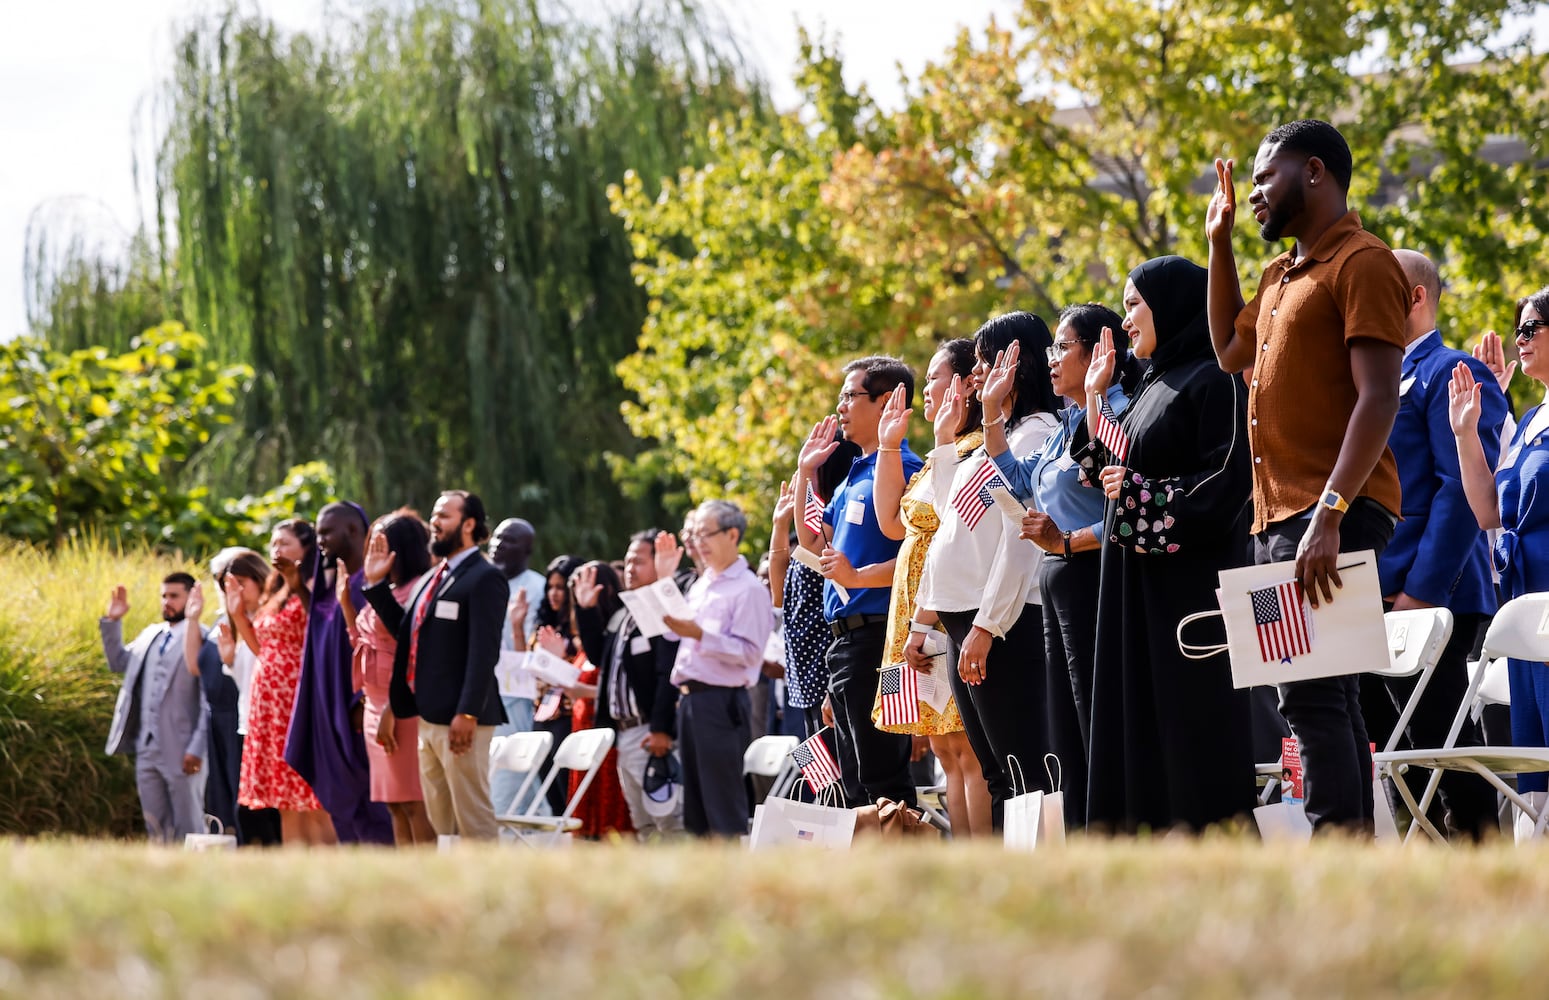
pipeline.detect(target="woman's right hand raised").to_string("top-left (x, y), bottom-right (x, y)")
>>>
top-left (215, 621), bottom-right (237, 665)
top-left (932, 374), bottom-right (968, 446)
top-left (772, 476), bottom-right (797, 527)
top-left (1473, 330), bottom-right (1517, 394)
top-left (1086, 327), bottom-right (1118, 399)
top-left (571, 564), bottom-right (601, 609)
top-left (877, 384), bottom-right (912, 450)
top-left (1448, 360), bottom-right (1483, 438)
top-left (978, 343), bottom-right (1019, 418)
top-left (362, 527), bottom-right (396, 586)
top-left (798, 415), bottom-right (841, 474)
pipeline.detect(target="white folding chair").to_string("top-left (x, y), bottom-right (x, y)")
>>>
top-left (743, 735), bottom-right (800, 803)
top-left (498, 728), bottom-right (616, 846)
top-left (1376, 593), bottom-right (1549, 843)
top-left (490, 730), bottom-right (553, 824)
top-left (915, 756), bottom-right (952, 834)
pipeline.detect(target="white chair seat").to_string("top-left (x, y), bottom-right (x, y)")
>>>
top-left (1375, 746), bottom-right (1549, 777)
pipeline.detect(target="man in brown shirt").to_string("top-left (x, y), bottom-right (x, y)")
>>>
top-left (1205, 119), bottom-right (1409, 835)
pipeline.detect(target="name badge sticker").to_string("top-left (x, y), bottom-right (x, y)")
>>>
top-left (845, 499), bottom-right (867, 525)
top-left (434, 600), bottom-right (459, 621)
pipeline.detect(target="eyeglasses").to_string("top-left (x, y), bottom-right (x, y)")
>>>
top-left (1045, 339), bottom-right (1083, 363)
top-left (837, 390), bottom-right (882, 405)
top-left (1517, 320), bottom-right (1549, 343)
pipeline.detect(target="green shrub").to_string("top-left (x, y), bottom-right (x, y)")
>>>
top-left (0, 539), bottom-right (196, 836)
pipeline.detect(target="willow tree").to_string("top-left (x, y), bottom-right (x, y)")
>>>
top-left (39, 0), bottom-right (764, 555)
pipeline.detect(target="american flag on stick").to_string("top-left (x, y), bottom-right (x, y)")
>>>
top-left (803, 483), bottom-right (826, 536)
top-left (1250, 581), bottom-right (1314, 664)
top-left (1095, 396), bottom-right (1130, 463)
top-left (791, 730), bottom-right (842, 794)
top-left (878, 664), bottom-right (920, 727)
top-left (951, 460), bottom-right (1008, 530)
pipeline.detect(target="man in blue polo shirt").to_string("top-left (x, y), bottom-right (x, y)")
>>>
top-left (1371, 249), bottom-right (1506, 840)
top-left (795, 356), bottom-right (923, 807)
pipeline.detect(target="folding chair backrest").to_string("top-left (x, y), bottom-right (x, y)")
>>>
top-left (492, 730), bottom-right (553, 776)
top-left (1469, 657), bottom-right (1511, 708)
top-left (1374, 608), bottom-right (1453, 679)
top-left (1480, 593), bottom-right (1549, 664)
top-left (552, 727), bottom-right (615, 771)
top-left (743, 735), bottom-right (799, 777)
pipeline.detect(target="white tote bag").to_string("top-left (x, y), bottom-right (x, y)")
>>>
top-left (1178, 551), bottom-right (1389, 688)
top-left (184, 815), bottom-right (237, 851)
top-left (748, 786), bottom-right (856, 851)
top-left (1003, 756), bottom-right (1047, 852)
top-left (1038, 754), bottom-right (1066, 847)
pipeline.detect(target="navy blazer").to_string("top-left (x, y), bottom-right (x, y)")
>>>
top-left (1377, 332), bottom-right (1507, 614)
top-left (363, 551), bottom-right (509, 727)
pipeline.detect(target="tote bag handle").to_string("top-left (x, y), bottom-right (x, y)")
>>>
top-left (1177, 610), bottom-right (1229, 660)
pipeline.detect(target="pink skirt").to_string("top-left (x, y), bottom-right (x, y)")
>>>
top-left (364, 684), bottom-right (424, 803)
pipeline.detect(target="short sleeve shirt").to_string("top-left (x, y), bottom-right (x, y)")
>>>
top-left (823, 442), bottom-right (924, 620)
top-left (1235, 212), bottom-right (1408, 533)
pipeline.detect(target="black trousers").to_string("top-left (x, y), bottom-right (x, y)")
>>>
top-left (940, 605), bottom-right (1049, 828)
top-left (825, 622), bottom-right (916, 807)
top-left (677, 687), bottom-right (752, 837)
top-left (1362, 612), bottom-right (1496, 839)
top-left (1253, 498), bottom-right (1394, 834)
top-left (1040, 552), bottom-right (1099, 829)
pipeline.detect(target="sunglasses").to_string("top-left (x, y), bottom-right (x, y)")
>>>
top-left (1517, 320), bottom-right (1549, 342)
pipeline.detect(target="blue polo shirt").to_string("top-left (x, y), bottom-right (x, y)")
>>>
top-left (824, 442), bottom-right (923, 620)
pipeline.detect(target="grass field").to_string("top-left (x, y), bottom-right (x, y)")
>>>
top-left (1, 838), bottom-right (1546, 998)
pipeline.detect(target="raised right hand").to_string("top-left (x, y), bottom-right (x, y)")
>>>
top-left (185, 582), bottom-right (205, 622)
top-left (222, 574), bottom-right (246, 618)
top-left (362, 527), bottom-right (396, 586)
top-left (653, 531), bottom-right (685, 581)
top-left (798, 415), bottom-right (842, 473)
top-left (508, 587), bottom-right (530, 638)
top-left (215, 621), bottom-right (237, 665)
top-left (772, 476), bottom-right (797, 527)
top-left (1448, 359), bottom-right (1483, 437)
top-left (932, 374), bottom-right (968, 445)
top-left (105, 585), bottom-right (129, 621)
top-left (1085, 327), bottom-right (1118, 399)
top-left (1473, 330), bottom-right (1517, 394)
top-left (978, 343), bottom-right (1020, 418)
top-left (877, 384), bottom-right (912, 449)
top-left (571, 563), bottom-right (601, 609)
top-left (1204, 157), bottom-right (1237, 247)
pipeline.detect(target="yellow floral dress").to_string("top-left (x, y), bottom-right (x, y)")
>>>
top-left (871, 431), bottom-right (982, 735)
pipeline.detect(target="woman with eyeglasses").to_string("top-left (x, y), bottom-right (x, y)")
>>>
top-left (1450, 287), bottom-right (1549, 838)
top-left (977, 303), bottom-right (1141, 828)
top-left (908, 312), bottom-right (1062, 826)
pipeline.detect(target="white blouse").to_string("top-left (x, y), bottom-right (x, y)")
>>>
top-left (916, 412), bottom-right (1059, 637)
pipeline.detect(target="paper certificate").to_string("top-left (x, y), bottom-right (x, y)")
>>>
top-left (619, 577), bottom-right (696, 638)
top-left (792, 546), bottom-right (850, 604)
top-left (990, 483), bottom-right (1029, 523)
top-left (494, 649), bottom-right (529, 697)
top-left (526, 647), bottom-right (581, 688)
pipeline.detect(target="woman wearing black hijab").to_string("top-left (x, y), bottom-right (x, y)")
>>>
top-left (1082, 255), bottom-right (1256, 833)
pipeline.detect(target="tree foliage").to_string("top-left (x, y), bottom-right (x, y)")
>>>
top-left (615, 0), bottom-right (1549, 521)
top-left (33, 0), bottom-right (766, 556)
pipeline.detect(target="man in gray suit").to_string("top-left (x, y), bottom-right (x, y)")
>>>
top-left (101, 572), bottom-right (212, 842)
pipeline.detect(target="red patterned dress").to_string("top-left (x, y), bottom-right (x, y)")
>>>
top-left (239, 593), bottom-right (324, 812)
top-left (567, 660), bottom-right (635, 838)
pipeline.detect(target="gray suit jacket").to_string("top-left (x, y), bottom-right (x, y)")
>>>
top-left (101, 618), bottom-right (210, 766)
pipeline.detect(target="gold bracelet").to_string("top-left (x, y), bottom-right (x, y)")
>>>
top-left (877, 446), bottom-right (901, 453)
top-left (983, 414), bottom-right (1007, 428)
top-left (769, 547), bottom-right (790, 554)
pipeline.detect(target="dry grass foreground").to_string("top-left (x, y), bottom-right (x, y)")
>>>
top-left (0, 838), bottom-right (1545, 998)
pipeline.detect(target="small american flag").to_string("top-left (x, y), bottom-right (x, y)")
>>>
top-left (1250, 581), bottom-right (1314, 664)
top-left (803, 483), bottom-right (826, 536)
top-left (878, 664), bottom-right (920, 726)
top-left (1095, 396), bottom-right (1130, 463)
top-left (791, 730), bottom-right (842, 794)
top-left (951, 460), bottom-right (1007, 530)
top-left (796, 829), bottom-right (815, 841)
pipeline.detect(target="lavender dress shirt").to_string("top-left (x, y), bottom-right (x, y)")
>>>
top-left (668, 556), bottom-right (774, 689)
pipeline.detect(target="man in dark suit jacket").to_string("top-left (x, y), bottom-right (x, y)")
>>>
top-left (363, 490), bottom-right (508, 840)
top-left (1371, 249), bottom-right (1508, 840)
top-left (574, 529), bottom-right (682, 837)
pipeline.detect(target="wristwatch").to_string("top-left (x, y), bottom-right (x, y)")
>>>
top-left (1062, 531), bottom-right (1073, 558)
top-left (1319, 488), bottom-right (1350, 514)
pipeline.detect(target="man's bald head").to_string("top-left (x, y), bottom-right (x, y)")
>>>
top-left (489, 518), bottom-right (536, 577)
top-left (1394, 249), bottom-right (1441, 342)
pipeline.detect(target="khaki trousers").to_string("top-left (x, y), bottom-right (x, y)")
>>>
top-left (418, 722), bottom-right (497, 841)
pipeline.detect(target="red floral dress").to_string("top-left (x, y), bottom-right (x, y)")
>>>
top-left (568, 660), bottom-right (635, 838)
top-left (239, 593), bottom-right (324, 812)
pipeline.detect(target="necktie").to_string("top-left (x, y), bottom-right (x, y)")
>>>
top-left (158, 628), bottom-right (174, 656)
top-left (407, 562), bottom-right (450, 686)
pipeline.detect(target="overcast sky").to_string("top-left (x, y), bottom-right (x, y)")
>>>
top-left (0, 0), bottom-right (1016, 341)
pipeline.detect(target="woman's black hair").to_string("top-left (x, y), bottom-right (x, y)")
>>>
top-left (935, 338), bottom-right (984, 437)
top-left (973, 311), bottom-right (1060, 425)
top-left (377, 509), bottom-right (432, 586)
top-left (815, 433), bottom-right (863, 501)
top-left (1521, 287), bottom-right (1549, 332)
top-left (1057, 302), bottom-right (1144, 398)
top-left (536, 555), bottom-right (584, 637)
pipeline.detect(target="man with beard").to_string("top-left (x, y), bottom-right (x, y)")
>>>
top-left (100, 573), bottom-right (214, 841)
top-left (363, 490), bottom-right (508, 839)
top-left (286, 501), bottom-right (395, 844)
top-left (573, 529), bottom-right (683, 836)
top-left (1206, 119), bottom-right (1409, 835)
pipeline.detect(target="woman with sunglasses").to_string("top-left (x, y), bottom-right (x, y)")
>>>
top-left (978, 303), bottom-right (1142, 828)
top-left (1450, 289), bottom-right (1549, 839)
